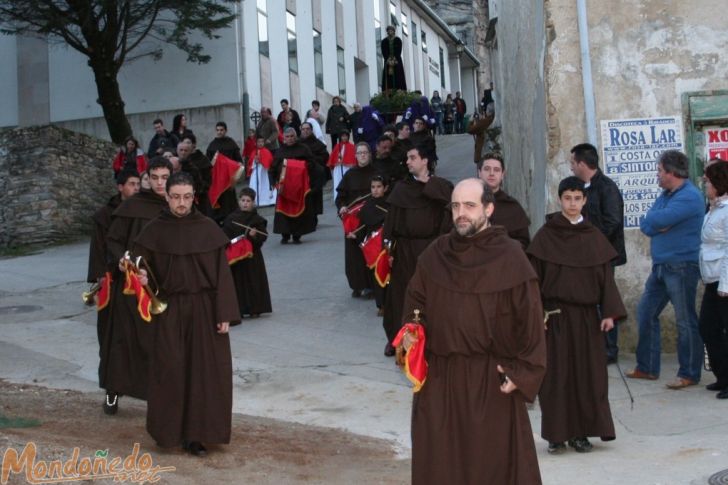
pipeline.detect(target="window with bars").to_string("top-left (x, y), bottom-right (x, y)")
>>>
top-left (257, 0), bottom-right (269, 57)
top-left (337, 47), bottom-right (346, 100)
top-left (313, 30), bottom-right (323, 89)
top-left (439, 47), bottom-right (445, 88)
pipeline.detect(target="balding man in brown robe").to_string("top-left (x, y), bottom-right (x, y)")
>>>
top-left (133, 171), bottom-right (239, 457)
top-left (402, 178), bottom-right (546, 484)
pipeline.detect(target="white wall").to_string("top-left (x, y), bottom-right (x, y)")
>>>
top-left (47, 26), bottom-right (240, 123)
top-left (296, 0), bottom-right (316, 108)
top-left (267, 5), bottom-right (290, 109)
top-left (360, 0), bottom-right (379, 99)
top-left (320, 0), bottom-right (338, 96)
top-left (342, 1), bottom-right (358, 103)
top-left (243, 0), bottom-right (262, 114)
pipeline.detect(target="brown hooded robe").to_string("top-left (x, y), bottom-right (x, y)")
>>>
top-left (134, 208), bottom-right (240, 447)
top-left (335, 164), bottom-right (377, 292)
top-left (527, 213), bottom-right (626, 444)
top-left (404, 226), bottom-right (546, 485)
top-left (222, 208), bottom-right (272, 316)
top-left (102, 189), bottom-right (167, 398)
top-left (492, 189), bottom-right (531, 249)
top-left (382, 176), bottom-right (453, 343)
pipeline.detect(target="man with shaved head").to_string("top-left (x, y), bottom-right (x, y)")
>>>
top-left (401, 178), bottom-right (546, 484)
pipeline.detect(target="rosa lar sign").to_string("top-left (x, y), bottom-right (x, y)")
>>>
top-left (600, 117), bottom-right (684, 229)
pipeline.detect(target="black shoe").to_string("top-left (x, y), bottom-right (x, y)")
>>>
top-left (103, 392), bottom-right (118, 415)
top-left (280, 236), bottom-right (290, 244)
top-left (547, 442), bottom-right (566, 454)
top-left (351, 289), bottom-right (361, 298)
top-left (568, 437), bottom-right (593, 453)
top-left (717, 389), bottom-right (728, 399)
top-left (360, 288), bottom-right (374, 300)
top-left (292, 236), bottom-right (302, 244)
top-left (706, 382), bottom-right (725, 391)
top-left (183, 441), bottom-right (207, 457)
top-left (606, 355), bottom-right (618, 365)
top-left (384, 342), bottom-right (396, 357)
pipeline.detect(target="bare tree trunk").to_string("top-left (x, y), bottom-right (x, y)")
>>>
top-left (88, 56), bottom-right (132, 145)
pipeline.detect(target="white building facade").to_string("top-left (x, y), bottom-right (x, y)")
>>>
top-left (0, 0), bottom-right (478, 148)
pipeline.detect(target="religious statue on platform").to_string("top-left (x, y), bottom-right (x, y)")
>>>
top-left (381, 25), bottom-right (407, 92)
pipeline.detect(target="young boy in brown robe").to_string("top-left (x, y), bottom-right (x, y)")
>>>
top-left (222, 187), bottom-right (272, 319)
top-left (527, 176), bottom-right (627, 454)
top-left (356, 175), bottom-right (390, 314)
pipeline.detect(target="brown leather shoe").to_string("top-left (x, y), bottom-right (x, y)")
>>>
top-left (665, 378), bottom-right (697, 390)
top-left (625, 368), bottom-right (658, 380)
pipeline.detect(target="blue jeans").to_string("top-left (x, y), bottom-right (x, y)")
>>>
top-left (635, 262), bottom-right (703, 382)
top-left (434, 112), bottom-right (444, 134)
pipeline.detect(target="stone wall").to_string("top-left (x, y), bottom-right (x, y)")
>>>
top-left (0, 125), bottom-right (116, 248)
top-left (424, 0), bottom-right (491, 94)
top-left (489, 0), bottom-right (548, 227)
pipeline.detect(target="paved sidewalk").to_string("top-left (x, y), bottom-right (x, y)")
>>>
top-left (1, 134), bottom-right (727, 484)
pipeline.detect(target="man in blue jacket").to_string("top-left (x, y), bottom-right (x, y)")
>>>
top-left (627, 150), bottom-right (705, 389)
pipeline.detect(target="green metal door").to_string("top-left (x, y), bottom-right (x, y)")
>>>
top-left (682, 90), bottom-right (728, 182)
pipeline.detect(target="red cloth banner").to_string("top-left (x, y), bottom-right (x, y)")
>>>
top-left (226, 236), bottom-right (254, 265)
top-left (275, 159), bottom-right (310, 217)
top-left (373, 250), bottom-right (391, 288)
top-left (342, 200), bottom-right (366, 234)
top-left (392, 322), bottom-right (427, 392)
top-left (246, 147), bottom-right (273, 178)
top-left (96, 272), bottom-right (112, 311)
top-left (122, 270), bottom-right (152, 323)
top-left (327, 142), bottom-right (357, 168)
top-left (209, 152), bottom-right (244, 208)
top-left (360, 227), bottom-right (383, 268)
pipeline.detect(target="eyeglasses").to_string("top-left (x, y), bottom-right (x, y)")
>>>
top-left (169, 193), bottom-right (194, 201)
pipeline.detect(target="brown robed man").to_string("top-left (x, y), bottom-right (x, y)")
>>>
top-left (88, 170), bottom-right (140, 406)
top-left (402, 178), bottom-right (546, 484)
top-left (102, 158), bottom-right (171, 414)
top-left (382, 144), bottom-right (452, 356)
top-left (132, 171), bottom-right (239, 457)
top-left (335, 141), bottom-right (378, 297)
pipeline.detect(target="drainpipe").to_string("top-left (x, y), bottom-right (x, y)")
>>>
top-left (576, 0), bottom-right (597, 145)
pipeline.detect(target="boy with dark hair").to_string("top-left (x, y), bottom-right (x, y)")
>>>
top-left (527, 176), bottom-right (626, 454)
top-left (357, 175), bottom-right (390, 315)
top-left (222, 187), bottom-right (272, 319)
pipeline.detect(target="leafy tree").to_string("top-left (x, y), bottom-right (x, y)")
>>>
top-left (0, 1), bottom-right (237, 144)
